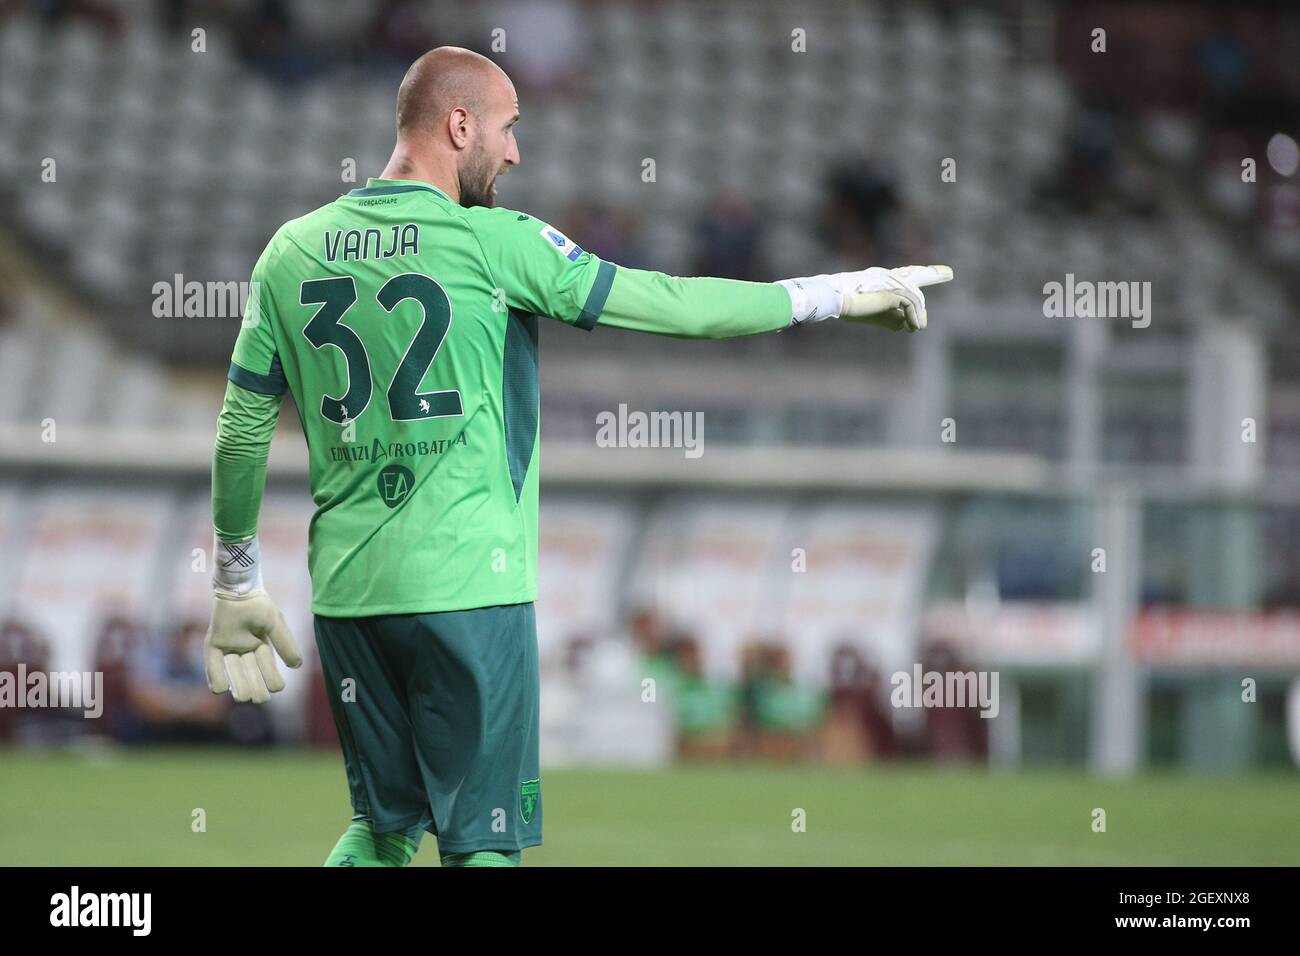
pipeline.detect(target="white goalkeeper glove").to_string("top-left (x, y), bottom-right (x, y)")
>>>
top-left (779, 265), bottom-right (953, 332)
top-left (204, 535), bottom-right (303, 704)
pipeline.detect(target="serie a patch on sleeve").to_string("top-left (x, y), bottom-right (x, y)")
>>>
top-left (539, 224), bottom-right (585, 262)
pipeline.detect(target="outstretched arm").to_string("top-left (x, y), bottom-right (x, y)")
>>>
top-left (597, 264), bottom-right (954, 339)
top-left (462, 206), bottom-right (953, 338)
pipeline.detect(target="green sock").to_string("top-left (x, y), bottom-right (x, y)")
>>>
top-left (439, 849), bottom-right (521, 867)
top-left (324, 821), bottom-right (422, 867)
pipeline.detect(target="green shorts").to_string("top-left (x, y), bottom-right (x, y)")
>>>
top-left (313, 602), bottom-right (541, 854)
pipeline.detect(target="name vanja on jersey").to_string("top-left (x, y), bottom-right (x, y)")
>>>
top-left (228, 178), bottom-right (616, 615)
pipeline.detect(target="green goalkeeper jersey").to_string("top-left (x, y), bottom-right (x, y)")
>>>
top-left (217, 177), bottom-right (790, 616)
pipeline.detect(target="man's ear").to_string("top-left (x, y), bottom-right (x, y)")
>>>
top-left (447, 107), bottom-right (473, 150)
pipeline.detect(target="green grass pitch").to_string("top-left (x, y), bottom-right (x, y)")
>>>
top-left (2, 748), bottom-right (1297, 865)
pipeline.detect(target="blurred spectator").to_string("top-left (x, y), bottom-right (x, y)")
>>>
top-left (738, 640), bottom-right (824, 761)
top-left (31, 0), bottom-right (121, 33)
top-left (124, 619), bottom-right (244, 744)
top-left (628, 605), bottom-right (675, 691)
top-left (1033, 95), bottom-right (1159, 219)
top-left (235, 0), bottom-right (324, 85)
top-left (820, 156), bottom-right (902, 268)
top-left (1193, 13), bottom-right (1298, 145)
top-left (491, 0), bottom-right (585, 97)
top-left (667, 634), bottom-right (737, 760)
top-left (366, 0), bottom-right (437, 73)
top-left (918, 641), bottom-right (989, 764)
top-left (566, 201), bottom-right (649, 270)
top-left (1197, 22), bottom-right (1250, 111)
top-left (561, 633), bottom-right (593, 672)
top-left (541, 627), bottom-right (672, 766)
top-left (157, 0), bottom-right (205, 34)
top-left (818, 643), bottom-right (897, 765)
top-left (691, 194), bottom-right (765, 280)
top-left (90, 614), bottom-right (147, 740)
top-left (0, 618), bottom-right (52, 743)
top-left (1038, 97), bottom-right (1117, 216)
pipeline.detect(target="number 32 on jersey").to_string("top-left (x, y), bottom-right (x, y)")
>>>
top-left (299, 272), bottom-right (464, 425)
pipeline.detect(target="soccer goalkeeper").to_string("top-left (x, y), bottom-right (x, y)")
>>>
top-left (206, 46), bottom-right (952, 868)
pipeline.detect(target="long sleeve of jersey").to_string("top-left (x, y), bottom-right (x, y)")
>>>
top-left (596, 266), bottom-right (792, 339)
top-left (212, 380), bottom-right (282, 542)
top-left (461, 207), bottom-right (792, 339)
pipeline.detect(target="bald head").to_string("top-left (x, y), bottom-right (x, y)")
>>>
top-left (396, 46), bottom-right (506, 135)
top-left (386, 46), bottom-right (520, 208)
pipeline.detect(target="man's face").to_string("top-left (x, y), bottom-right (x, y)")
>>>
top-left (458, 73), bottom-right (520, 208)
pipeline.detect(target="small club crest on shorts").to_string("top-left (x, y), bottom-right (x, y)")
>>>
top-left (519, 779), bottom-right (540, 824)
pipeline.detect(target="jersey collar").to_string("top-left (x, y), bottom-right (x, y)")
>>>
top-left (348, 177), bottom-right (452, 201)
